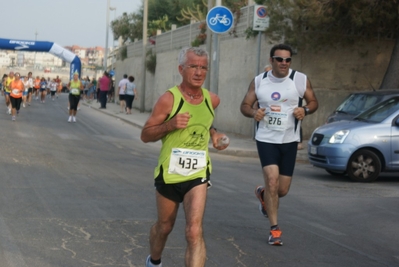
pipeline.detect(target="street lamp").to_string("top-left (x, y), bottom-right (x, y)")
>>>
top-left (109, 6), bottom-right (116, 71)
top-left (104, 0), bottom-right (110, 71)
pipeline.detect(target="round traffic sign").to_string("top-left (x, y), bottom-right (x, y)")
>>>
top-left (206, 6), bottom-right (234, 34)
top-left (256, 6), bottom-right (267, 18)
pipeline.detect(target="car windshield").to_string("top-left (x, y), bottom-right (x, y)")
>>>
top-left (336, 93), bottom-right (382, 115)
top-left (355, 97), bottom-right (399, 123)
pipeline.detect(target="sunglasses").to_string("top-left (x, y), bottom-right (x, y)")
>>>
top-left (272, 56), bottom-right (292, 63)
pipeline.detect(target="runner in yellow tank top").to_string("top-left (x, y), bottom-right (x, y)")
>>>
top-left (140, 47), bottom-right (229, 267)
top-left (67, 72), bottom-right (83, 122)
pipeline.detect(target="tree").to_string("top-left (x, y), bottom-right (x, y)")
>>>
top-left (256, 0), bottom-right (399, 88)
top-left (110, 12), bottom-right (143, 44)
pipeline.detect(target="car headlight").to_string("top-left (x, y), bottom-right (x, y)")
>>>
top-left (329, 130), bottom-right (350, 144)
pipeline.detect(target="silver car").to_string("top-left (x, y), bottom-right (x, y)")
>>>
top-left (308, 96), bottom-right (399, 182)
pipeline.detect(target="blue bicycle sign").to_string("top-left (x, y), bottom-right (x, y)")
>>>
top-left (206, 6), bottom-right (234, 34)
top-left (209, 14), bottom-right (231, 26)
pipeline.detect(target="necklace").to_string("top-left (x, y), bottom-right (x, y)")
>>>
top-left (180, 86), bottom-right (202, 100)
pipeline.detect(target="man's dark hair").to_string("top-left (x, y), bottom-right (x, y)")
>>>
top-left (270, 44), bottom-right (293, 58)
top-left (123, 74), bottom-right (128, 78)
top-left (128, 76), bottom-right (135, 82)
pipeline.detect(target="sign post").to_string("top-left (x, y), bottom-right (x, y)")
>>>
top-left (206, 5), bottom-right (234, 95)
top-left (252, 5), bottom-right (269, 139)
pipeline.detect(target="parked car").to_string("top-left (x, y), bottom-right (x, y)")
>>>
top-left (308, 96), bottom-right (399, 182)
top-left (325, 89), bottom-right (399, 123)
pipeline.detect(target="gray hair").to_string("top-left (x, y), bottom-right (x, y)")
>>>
top-left (178, 47), bottom-right (209, 66)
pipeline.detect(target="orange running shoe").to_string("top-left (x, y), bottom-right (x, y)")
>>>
top-left (269, 227), bottom-right (283, 246)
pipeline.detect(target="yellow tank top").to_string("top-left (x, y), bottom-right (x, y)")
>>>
top-left (5, 77), bottom-right (15, 93)
top-left (154, 86), bottom-right (215, 184)
top-left (69, 80), bottom-right (81, 95)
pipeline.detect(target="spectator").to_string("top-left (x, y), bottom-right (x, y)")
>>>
top-left (124, 75), bottom-right (137, 114)
top-left (98, 71), bottom-right (111, 109)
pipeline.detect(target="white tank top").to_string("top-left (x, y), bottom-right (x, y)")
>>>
top-left (254, 69), bottom-right (307, 144)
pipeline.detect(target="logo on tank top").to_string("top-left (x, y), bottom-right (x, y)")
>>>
top-left (271, 92), bottom-right (281, 101)
top-left (271, 92), bottom-right (288, 102)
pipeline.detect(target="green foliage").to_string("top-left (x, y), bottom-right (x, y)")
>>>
top-left (146, 49), bottom-right (157, 74)
top-left (260, 0), bottom-right (399, 50)
top-left (119, 46), bottom-right (128, 61)
top-left (191, 22), bottom-right (207, 47)
top-left (111, 12), bottom-right (143, 44)
top-left (244, 27), bottom-right (259, 40)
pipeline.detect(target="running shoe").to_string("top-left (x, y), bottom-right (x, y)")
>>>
top-left (146, 255), bottom-right (162, 267)
top-left (11, 116), bottom-right (15, 121)
top-left (7, 108), bottom-right (11, 115)
top-left (68, 116), bottom-right (72, 123)
top-left (255, 185), bottom-right (268, 217)
top-left (23, 103), bottom-right (25, 108)
top-left (269, 227), bottom-right (283, 246)
top-left (72, 117), bottom-right (76, 123)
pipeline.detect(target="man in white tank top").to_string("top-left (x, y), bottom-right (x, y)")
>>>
top-left (240, 44), bottom-right (318, 246)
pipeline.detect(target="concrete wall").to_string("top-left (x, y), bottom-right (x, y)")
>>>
top-left (113, 5), bottom-right (395, 139)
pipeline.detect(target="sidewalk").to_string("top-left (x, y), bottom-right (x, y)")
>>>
top-left (81, 100), bottom-right (309, 162)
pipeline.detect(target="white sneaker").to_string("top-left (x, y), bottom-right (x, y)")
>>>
top-left (68, 116), bottom-right (72, 123)
top-left (7, 108), bottom-right (11, 114)
top-left (23, 103), bottom-right (26, 108)
top-left (146, 255), bottom-right (162, 267)
top-left (72, 117), bottom-right (76, 123)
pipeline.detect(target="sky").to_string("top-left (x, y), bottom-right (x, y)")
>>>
top-left (1, 0), bottom-right (142, 48)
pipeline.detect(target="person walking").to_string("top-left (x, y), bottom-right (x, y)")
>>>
top-left (240, 44), bottom-right (318, 246)
top-left (124, 75), bottom-right (137, 114)
top-left (9, 72), bottom-right (24, 121)
top-left (118, 74), bottom-right (129, 113)
top-left (67, 72), bottom-right (83, 122)
top-left (141, 47), bottom-right (229, 267)
top-left (98, 71), bottom-right (110, 109)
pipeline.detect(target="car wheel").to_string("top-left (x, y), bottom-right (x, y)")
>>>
top-left (347, 149), bottom-right (381, 182)
top-left (326, 170), bottom-right (346, 176)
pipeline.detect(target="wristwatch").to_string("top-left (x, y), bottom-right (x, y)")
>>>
top-left (302, 106), bottom-right (310, 116)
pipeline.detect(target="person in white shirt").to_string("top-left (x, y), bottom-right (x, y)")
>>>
top-left (50, 78), bottom-right (58, 100)
top-left (118, 74), bottom-right (129, 113)
top-left (240, 43), bottom-right (318, 246)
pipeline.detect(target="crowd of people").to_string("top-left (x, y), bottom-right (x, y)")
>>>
top-left (1, 71), bottom-right (64, 121)
top-left (1, 70), bottom-right (138, 123)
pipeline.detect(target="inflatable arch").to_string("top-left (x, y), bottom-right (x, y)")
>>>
top-left (0, 37), bottom-right (81, 80)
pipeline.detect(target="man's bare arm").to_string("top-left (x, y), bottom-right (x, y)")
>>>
top-left (141, 92), bottom-right (190, 143)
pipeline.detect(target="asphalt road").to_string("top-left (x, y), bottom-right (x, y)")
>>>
top-left (0, 94), bottom-right (398, 267)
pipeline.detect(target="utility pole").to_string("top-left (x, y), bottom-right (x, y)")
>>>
top-left (104, 0), bottom-right (110, 71)
top-left (204, 0), bottom-right (213, 90)
top-left (140, 0), bottom-right (148, 113)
